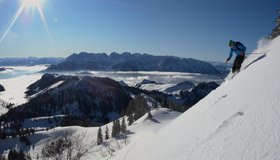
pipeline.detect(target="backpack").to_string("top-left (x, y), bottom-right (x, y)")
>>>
top-left (235, 41), bottom-right (246, 52)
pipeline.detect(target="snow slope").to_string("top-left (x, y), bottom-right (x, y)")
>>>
top-left (0, 74), bottom-right (42, 106)
top-left (110, 37), bottom-right (280, 160)
top-left (0, 108), bottom-right (181, 159)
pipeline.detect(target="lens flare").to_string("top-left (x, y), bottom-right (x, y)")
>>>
top-left (0, 4), bottom-right (25, 44)
top-left (0, 0), bottom-right (52, 44)
top-left (35, 1), bottom-right (52, 43)
top-left (22, 0), bottom-right (40, 8)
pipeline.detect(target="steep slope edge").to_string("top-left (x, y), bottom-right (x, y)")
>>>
top-left (111, 37), bottom-right (280, 160)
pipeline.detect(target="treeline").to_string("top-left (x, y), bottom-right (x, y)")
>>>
top-left (97, 117), bottom-right (128, 145)
top-left (125, 95), bottom-right (150, 125)
top-left (268, 6), bottom-right (280, 39)
top-left (0, 150), bottom-right (31, 160)
top-left (0, 127), bottom-right (34, 140)
top-left (124, 86), bottom-right (187, 113)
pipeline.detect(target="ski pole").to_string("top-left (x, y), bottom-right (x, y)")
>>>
top-left (246, 52), bottom-right (265, 55)
top-left (247, 50), bottom-right (270, 55)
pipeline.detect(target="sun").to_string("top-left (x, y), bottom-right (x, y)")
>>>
top-left (22, 0), bottom-right (41, 9)
top-left (0, 0), bottom-right (51, 44)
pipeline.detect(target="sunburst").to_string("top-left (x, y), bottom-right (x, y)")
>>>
top-left (0, 0), bottom-right (51, 44)
top-left (22, 0), bottom-right (40, 8)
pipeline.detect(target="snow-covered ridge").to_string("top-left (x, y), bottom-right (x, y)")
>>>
top-left (29, 80), bottom-right (64, 99)
top-left (2, 76), bottom-right (133, 126)
top-left (110, 36), bottom-right (280, 160)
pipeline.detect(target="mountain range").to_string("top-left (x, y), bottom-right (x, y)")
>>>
top-left (0, 57), bottom-right (64, 66)
top-left (46, 52), bottom-right (221, 75)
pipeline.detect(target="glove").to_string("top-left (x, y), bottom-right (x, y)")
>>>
top-left (226, 58), bottom-right (230, 62)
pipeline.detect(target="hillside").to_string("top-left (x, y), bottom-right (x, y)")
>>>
top-left (2, 76), bottom-right (132, 125)
top-left (109, 37), bottom-right (280, 160)
top-left (0, 92), bottom-right (183, 159)
top-left (0, 107), bottom-right (181, 159)
top-left (46, 52), bottom-right (221, 75)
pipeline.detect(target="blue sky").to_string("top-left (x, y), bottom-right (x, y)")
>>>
top-left (0, 0), bottom-right (278, 61)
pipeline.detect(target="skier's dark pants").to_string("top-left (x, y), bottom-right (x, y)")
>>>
top-left (232, 55), bottom-right (245, 73)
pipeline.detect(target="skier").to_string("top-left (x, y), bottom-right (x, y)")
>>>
top-left (226, 40), bottom-right (246, 73)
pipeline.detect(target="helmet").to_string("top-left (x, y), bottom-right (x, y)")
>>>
top-left (229, 40), bottom-right (234, 47)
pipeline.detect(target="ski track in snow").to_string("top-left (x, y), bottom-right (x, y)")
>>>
top-left (208, 94), bottom-right (228, 108)
top-left (186, 111), bottom-right (245, 159)
top-left (122, 131), bottom-right (146, 160)
top-left (243, 54), bottom-right (266, 70)
top-left (207, 111), bottom-right (244, 140)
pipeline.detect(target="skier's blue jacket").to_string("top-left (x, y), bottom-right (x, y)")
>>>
top-left (228, 42), bottom-right (246, 60)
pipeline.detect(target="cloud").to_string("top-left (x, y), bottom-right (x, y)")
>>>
top-left (85, 71), bottom-right (221, 86)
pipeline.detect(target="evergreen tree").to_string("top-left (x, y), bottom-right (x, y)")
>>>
top-left (8, 149), bottom-right (15, 160)
top-left (111, 121), bottom-right (116, 137)
top-left (121, 117), bottom-right (127, 134)
top-left (133, 95), bottom-right (149, 121)
top-left (7, 149), bottom-right (27, 160)
top-left (111, 119), bottom-right (121, 137)
top-left (128, 114), bottom-right (134, 126)
top-left (18, 150), bottom-right (25, 160)
top-left (105, 125), bottom-right (109, 140)
top-left (115, 119), bottom-right (120, 136)
top-left (97, 127), bottom-right (103, 145)
top-left (125, 100), bottom-right (135, 115)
